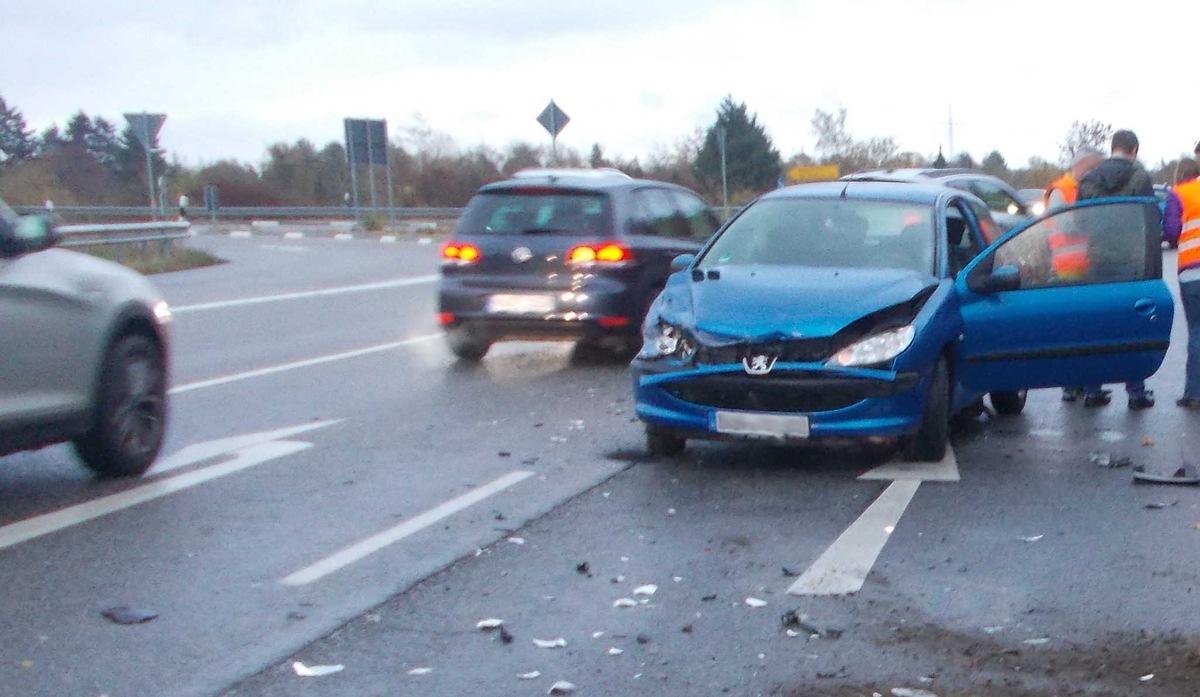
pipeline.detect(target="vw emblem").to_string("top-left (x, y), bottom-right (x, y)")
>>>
top-left (511, 246), bottom-right (534, 263)
top-left (742, 353), bottom-right (777, 376)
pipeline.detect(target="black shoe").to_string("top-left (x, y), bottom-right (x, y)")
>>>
top-left (1062, 388), bottom-right (1080, 402)
top-left (1177, 397), bottom-right (1200, 409)
top-left (1128, 392), bottom-right (1155, 410)
top-left (1083, 391), bottom-right (1112, 408)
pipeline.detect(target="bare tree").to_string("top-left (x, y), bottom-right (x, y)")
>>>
top-left (1059, 120), bottom-right (1113, 166)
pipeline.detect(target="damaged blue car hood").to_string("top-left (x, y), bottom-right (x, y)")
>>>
top-left (661, 265), bottom-right (936, 341)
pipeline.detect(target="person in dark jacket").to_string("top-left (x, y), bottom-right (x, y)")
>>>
top-left (1076, 129), bottom-right (1156, 410)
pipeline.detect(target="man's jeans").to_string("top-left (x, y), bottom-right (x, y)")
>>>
top-left (1182, 279), bottom-right (1200, 400)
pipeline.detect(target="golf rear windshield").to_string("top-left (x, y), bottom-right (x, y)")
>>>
top-left (456, 191), bottom-right (613, 235)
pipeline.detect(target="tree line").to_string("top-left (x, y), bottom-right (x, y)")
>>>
top-left (0, 93), bottom-right (1191, 211)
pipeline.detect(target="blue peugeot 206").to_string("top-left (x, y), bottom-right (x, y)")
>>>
top-left (632, 181), bottom-right (1173, 461)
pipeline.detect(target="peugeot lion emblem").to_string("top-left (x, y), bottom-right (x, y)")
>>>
top-left (511, 246), bottom-right (534, 263)
top-left (742, 353), bottom-right (778, 376)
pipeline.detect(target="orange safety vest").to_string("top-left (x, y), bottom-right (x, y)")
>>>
top-left (1176, 177), bottom-right (1200, 275)
top-left (1044, 173), bottom-right (1078, 208)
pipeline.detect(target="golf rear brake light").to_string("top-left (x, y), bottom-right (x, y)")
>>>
top-left (442, 242), bottom-right (481, 263)
top-left (437, 312), bottom-right (455, 324)
top-left (567, 242), bottom-right (631, 265)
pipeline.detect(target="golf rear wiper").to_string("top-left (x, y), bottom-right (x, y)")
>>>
top-left (520, 227), bottom-right (575, 234)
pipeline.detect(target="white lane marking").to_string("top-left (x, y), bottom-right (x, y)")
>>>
top-left (281, 470), bottom-right (535, 586)
top-left (788, 447), bottom-right (959, 596)
top-left (172, 275), bottom-right (438, 313)
top-left (334, 233), bottom-right (354, 241)
top-left (380, 235), bottom-right (397, 243)
top-left (0, 440), bottom-right (310, 553)
top-left (284, 231), bottom-right (305, 239)
top-left (857, 447), bottom-right (960, 482)
top-left (169, 334), bottom-right (440, 395)
top-left (230, 230), bottom-right (252, 238)
top-left (788, 480), bottom-right (921, 595)
top-left (149, 420), bottom-right (340, 475)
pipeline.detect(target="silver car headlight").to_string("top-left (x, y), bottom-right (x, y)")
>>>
top-left (153, 300), bottom-right (172, 324)
top-left (828, 325), bottom-right (915, 367)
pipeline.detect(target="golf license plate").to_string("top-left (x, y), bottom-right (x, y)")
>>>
top-left (716, 411), bottom-right (810, 439)
top-left (486, 294), bottom-right (555, 314)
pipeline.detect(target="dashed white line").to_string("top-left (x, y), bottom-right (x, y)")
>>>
top-left (230, 230), bottom-right (252, 238)
top-left (280, 470), bottom-right (535, 586)
top-left (380, 235), bottom-right (397, 243)
top-left (171, 275), bottom-right (438, 313)
top-left (169, 334), bottom-right (441, 395)
top-left (284, 231), bottom-right (305, 239)
top-left (334, 233), bottom-right (354, 241)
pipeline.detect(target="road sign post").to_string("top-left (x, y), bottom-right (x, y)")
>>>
top-left (344, 119), bottom-right (390, 223)
top-left (536, 101), bottom-right (570, 166)
top-left (716, 127), bottom-right (729, 217)
top-left (124, 112), bottom-right (166, 220)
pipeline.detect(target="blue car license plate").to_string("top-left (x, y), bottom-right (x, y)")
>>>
top-left (715, 412), bottom-right (810, 438)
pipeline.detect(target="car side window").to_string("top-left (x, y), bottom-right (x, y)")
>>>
top-left (964, 199), bottom-right (1001, 244)
top-left (983, 201), bottom-right (1159, 290)
top-left (631, 188), bottom-right (689, 238)
top-left (969, 179), bottom-right (1026, 216)
top-left (669, 191), bottom-right (720, 241)
top-left (946, 201), bottom-right (984, 277)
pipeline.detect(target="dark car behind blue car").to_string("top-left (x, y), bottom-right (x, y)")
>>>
top-left (632, 182), bottom-right (1173, 461)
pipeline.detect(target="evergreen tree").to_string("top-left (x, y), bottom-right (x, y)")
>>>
top-left (695, 96), bottom-right (781, 194)
top-left (0, 96), bottom-right (36, 165)
top-left (980, 150), bottom-right (1009, 179)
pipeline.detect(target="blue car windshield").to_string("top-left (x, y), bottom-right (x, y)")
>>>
top-left (699, 199), bottom-right (937, 274)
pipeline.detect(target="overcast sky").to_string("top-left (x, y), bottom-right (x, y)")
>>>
top-left (6, 0), bottom-right (1198, 170)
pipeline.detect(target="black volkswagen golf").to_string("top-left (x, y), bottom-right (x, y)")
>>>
top-left (438, 169), bottom-right (719, 360)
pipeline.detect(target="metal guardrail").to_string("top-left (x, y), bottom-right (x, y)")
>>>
top-left (14, 205), bottom-right (465, 220)
top-left (55, 221), bottom-right (192, 248)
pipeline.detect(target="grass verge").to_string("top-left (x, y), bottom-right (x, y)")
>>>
top-left (78, 243), bottom-right (225, 275)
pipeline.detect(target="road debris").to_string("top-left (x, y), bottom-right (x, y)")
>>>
top-left (1023, 638), bottom-right (1050, 646)
top-left (592, 631), bottom-right (604, 639)
top-left (701, 594), bottom-right (718, 602)
top-left (1140, 674), bottom-right (1155, 682)
top-left (633, 584), bottom-right (658, 596)
top-left (1019, 535), bottom-right (1044, 543)
top-left (292, 661), bottom-right (344, 677)
top-left (613, 598), bottom-right (638, 608)
top-left (781, 610), bottom-right (843, 639)
top-left (673, 576), bottom-right (683, 582)
top-left (477, 618), bottom-right (504, 630)
top-left (1144, 500), bottom-right (1180, 510)
top-left (891, 689), bottom-right (938, 697)
top-left (100, 606), bottom-right (158, 625)
top-left (498, 451), bottom-right (511, 458)
top-left (1088, 451), bottom-right (1132, 468)
top-left (636, 634), bottom-right (650, 644)
top-left (499, 626), bottom-right (514, 644)
top-left (782, 567), bottom-right (799, 577)
top-left (608, 647), bottom-right (624, 655)
top-left (745, 597), bottom-right (768, 608)
top-left (533, 637), bottom-right (568, 649)
top-left (519, 671), bottom-right (542, 680)
top-left (681, 624), bottom-right (694, 634)
top-left (1142, 437), bottom-right (1156, 447)
top-left (667, 507), bottom-right (676, 515)
top-left (576, 562), bottom-right (591, 575)
top-left (548, 680), bottom-right (577, 694)
top-left (406, 667), bottom-right (432, 676)
top-left (1133, 465), bottom-right (1200, 485)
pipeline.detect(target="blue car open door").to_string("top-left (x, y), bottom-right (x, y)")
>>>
top-left (954, 198), bottom-right (1173, 392)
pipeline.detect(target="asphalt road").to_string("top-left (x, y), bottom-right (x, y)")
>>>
top-left (2, 232), bottom-right (1199, 697)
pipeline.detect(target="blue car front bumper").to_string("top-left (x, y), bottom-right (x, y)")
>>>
top-left (632, 358), bottom-right (925, 441)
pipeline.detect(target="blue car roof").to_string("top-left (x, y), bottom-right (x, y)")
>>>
top-left (759, 181), bottom-right (947, 205)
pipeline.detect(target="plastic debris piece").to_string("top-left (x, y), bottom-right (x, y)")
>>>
top-left (781, 610), bottom-right (843, 639)
top-left (1023, 638), bottom-right (1050, 645)
top-left (592, 631), bottom-right (604, 639)
top-left (1089, 450), bottom-right (1112, 467)
top-left (891, 689), bottom-right (939, 697)
top-left (673, 576), bottom-right (683, 582)
top-left (576, 562), bottom-right (590, 575)
top-left (633, 584), bottom-right (658, 596)
top-left (406, 667), bottom-right (432, 676)
top-left (292, 661), bottom-right (345, 677)
top-left (101, 606), bottom-right (158, 625)
top-left (1140, 674), bottom-right (1154, 682)
top-left (548, 681), bottom-right (577, 694)
top-left (533, 637), bottom-right (567, 649)
top-left (477, 618), bottom-right (504, 630)
top-left (636, 634), bottom-right (650, 644)
top-left (1142, 437), bottom-right (1155, 447)
top-left (701, 594), bottom-right (718, 601)
top-left (786, 629), bottom-right (801, 638)
top-left (1019, 535), bottom-right (1044, 543)
top-left (613, 598), bottom-right (638, 608)
top-left (519, 670), bottom-right (542, 680)
top-left (507, 537), bottom-right (526, 545)
top-left (745, 597), bottom-right (768, 608)
top-left (1144, 500), bottom-right (1179, 510)
top-left (983, 626), bottom-right (1004, 634)
top-left (782, 567), bottom-right (799, 577)
top-left (608, 647), bottom-right (623, 655)
top-left (1133, 464), bottom-right (1200, 485)
top-left (667, 508), bottom-right (676, 515)
top-left (550, 436), bottom-right (568, 444)
top-left (499, 626), bottom-right (514, 644)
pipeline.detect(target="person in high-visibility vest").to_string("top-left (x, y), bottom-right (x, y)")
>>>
top-left (1046, 147), bottom-right (1103, 402)
top-left (1164, 158), bottom-right (1200, 408)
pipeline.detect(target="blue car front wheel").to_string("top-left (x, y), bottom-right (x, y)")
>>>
top-left (646, 425), bottom-right (686, 458)
top-left (904, 357), bottom-right (950, 462)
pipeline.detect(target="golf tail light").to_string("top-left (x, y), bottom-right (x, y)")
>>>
top-left (567, 242), bottom-right (631, 265)
top-left (829, 325), bottom-right (916, 367)
top-left (442, 241), bottom-right (481, 264)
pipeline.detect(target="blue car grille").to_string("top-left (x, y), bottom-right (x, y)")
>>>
top-left (664, 373), bottom-right (917, 413)
top-left (695, 339), bottom-right (835, 366)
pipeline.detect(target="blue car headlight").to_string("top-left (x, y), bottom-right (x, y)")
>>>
top-left (827, 325), bottom-right (915, 367)
top-left (639, 321), bottom-right (696, 362)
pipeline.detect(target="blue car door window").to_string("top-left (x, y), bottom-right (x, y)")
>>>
top-left (955, 199), bottom-right (1173, 392)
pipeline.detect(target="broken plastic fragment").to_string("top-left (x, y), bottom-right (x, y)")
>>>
top-left (1142, 436), bottom-right (1156, 447)
top-left (549, 680), bottom-right (577, 694)
top-left (292, 661), bottom-right (345, 677)
top-left (608, 647), bottom-right (623, 655)
top-left (518, 671), bottom-right (541, 680)
top-left (673, 576), bottom-right (683, 582)
top-left (745, 597), bottom-right (768, 608)
top-left (507, 537), bottom-right (526, 545)
top-left (101, 606), bottom-right (158, 625)
top-left (1019, 535), bottom-right (1044, 543)
top-left (786, 629), bottom-right (801, 638)
top-left (477, 618), bottom-right (504, 630)
top-left (633, 584), bottom-right (658, 596)
top-left (532, 637), bottom-right (567, 649)
top-left (667, 508), bottom-right (676, 515)
top-left (406, 667), bottom-right (432, 676)
top-left (891, 689), bottom-right (938, 697)
top-left (613, 598), bottom-right (638, 608)
top-left (1140, 674), bottom-right (1154, 682)
top-left (592, 631), bottom-right (604, 639)
top-left (1023, 638), bottom-right (1050, 645)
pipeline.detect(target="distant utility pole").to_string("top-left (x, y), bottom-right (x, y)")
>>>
top-left (717, 126), bottom-right (729, 215)
top-left (947, 106), bottom-right (957, 158)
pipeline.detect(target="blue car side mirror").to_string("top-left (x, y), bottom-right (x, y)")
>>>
top-left (968, 264), bottom-right (1021, 294)
top-left (670, 254), bottom-right (695, 273)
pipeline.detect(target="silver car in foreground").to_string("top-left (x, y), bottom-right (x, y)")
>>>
top-left (0, 199), bottom-right (171, 476)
